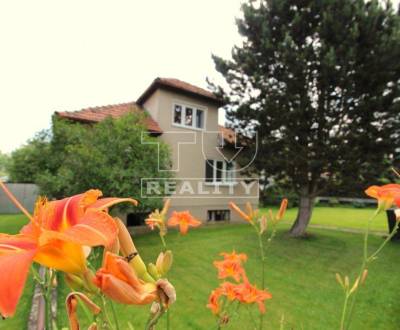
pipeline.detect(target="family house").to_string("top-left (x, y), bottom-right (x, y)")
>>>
top-left (55, 78), bottom-right (259, 224)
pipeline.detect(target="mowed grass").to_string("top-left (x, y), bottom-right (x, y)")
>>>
top-left (261, 205), bottom-right (388, 232)
top-left (0, 214), bottom-right (33, 330)
top-left (55, 207), bottom-right (399, 330)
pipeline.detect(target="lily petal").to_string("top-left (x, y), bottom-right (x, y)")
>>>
top-left (39, 210), bottom-right (118, 248)
top-left (34, 240), bottom-right (86, 274)
top-left (0, 249), bottom-right (36, 317)
top-left (89, 197), bottom-right (138, 211)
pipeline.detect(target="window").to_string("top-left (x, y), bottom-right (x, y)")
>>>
top-left (185, 107), bottom-right (193, 126)
top-left (196, 109), bottom-right (204, 128)
top-left (174, 105), bottom-right (182, 124)
top-left (205, 159), bottom-right (236, 183)
top-left (207, 210), bottom-right (230, 222)
top-left (173, 103), bottom-right (205, 129)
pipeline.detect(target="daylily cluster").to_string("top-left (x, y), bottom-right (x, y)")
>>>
top-left (207, 251), bottom-right (272, 318)
top-left (0, 182), bottom-right (176, 330)
top-left (224, 200), bottom-right (287, 329)
top-left (145, 200), bottom-right (202, 237)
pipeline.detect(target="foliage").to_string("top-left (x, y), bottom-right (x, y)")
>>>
top-left (211, 0), bottom-right (400, 235)
top-left (34, 113), bottom-right (172, 212)
top-left (0, 151), bottom-right (10, 178)
top-left (7, 131), bottom-right (51, 183)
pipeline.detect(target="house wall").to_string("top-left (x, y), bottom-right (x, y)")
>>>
top-left (143, 89), bottom-right (259, 222)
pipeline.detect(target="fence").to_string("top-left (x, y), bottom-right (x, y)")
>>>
top-left (0, 183), bottom-right (39, 214)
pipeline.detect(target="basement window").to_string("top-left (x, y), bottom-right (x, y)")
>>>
top-left (207, 210), bottom-right (230, 222)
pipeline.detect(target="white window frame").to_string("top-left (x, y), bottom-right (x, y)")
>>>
top-left (205, 159), bottom-right (237, 185)
top-left (172, 100), bottom-right (207, 131)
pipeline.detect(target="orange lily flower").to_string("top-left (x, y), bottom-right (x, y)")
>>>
top-left (93, 252), bottom-right (158, 305)
top-left (365, 184), bottom-right (400, 210)
top-left (234, 281), bottom-right (272, 314)
top-left (220, 251), bottom-right (248, 264)
top-left (145, 199), bottom-right (170, 235)
top-left (207, 287), bottom-right (223, 315)
top-left (0, 183), bottom-right (136, 318)
top-left (220, 281), bottom-right (238, 301)
top-left (213, 252), bottom-right (247, 282)
top-left (167, 211), bottom-right (201, 235)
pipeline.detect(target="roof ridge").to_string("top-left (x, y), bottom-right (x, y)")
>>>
top-left (56, 101), bottom-right (137, 115)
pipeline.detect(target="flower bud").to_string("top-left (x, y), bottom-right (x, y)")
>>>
top-left (64, 273), bottom-right (85, 292)
top-left (335, 273), bottom-right (344, 288)
top-left (361, 269), bottom-right (368, 285)
top-left (156, 250), bottom-right (173, 276)
top-left (344, 276), bottom-right (350, 290)
top-left (88, 323), bottom-right (97, 330)
top-left (66, 292), bottom-right (101, 330)
top-left (276, 198), bottom-right (288, 221)
top-left (259, 215), bottom-right (267, 234)
top-left (115, 218), bottom-right (155, 283)
top-left (82, 269), bottom-right (99, 294)
top-left (148, 263), bottom-right (160, 279)
top-left (349, 277), bottom-right (360, 294)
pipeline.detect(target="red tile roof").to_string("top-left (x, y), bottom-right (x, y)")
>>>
top-left (55, 102), bottom-right (162, 133)
top-left (55, 79), bottom-right (229, 138)
top-left (218, 125), bottom-right (236, 144)
top-left (137, 77), bottom-right (225, 107)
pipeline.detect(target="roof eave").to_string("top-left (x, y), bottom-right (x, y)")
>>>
top-left (136, 79), bottom-right (226, 108)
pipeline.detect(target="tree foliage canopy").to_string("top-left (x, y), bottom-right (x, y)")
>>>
top-left (0, 151), bottom-right (10, 178)
top-left (9, 113), bottom-right (171, 211)
top-left (212, 0), bottom-right (400, 235)
top-left (7, 131), bottom-right (51, 183)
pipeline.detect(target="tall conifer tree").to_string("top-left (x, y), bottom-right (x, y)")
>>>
top-left (212, 0), bottom-right (400, 236)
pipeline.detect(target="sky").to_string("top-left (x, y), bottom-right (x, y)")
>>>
top-left (0, 0), bottom-right (244, 153)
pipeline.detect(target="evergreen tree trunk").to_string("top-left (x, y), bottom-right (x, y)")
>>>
top-left (289, 190), bottom-right (315, 237)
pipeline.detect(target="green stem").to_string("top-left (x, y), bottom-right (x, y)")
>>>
top-left (158, 233), bottom-right (170, 330)
top-left (145, 306), bottom-right (165, 330)
top-left (257, 232), bottom-right (265, 330)
top-left (99, 296), bottom-right (115, 330)
top-left (160, 234), bottom-right (167, 251)
top-left (367, 220), bottom-right (400, 262)
top-left (109, 300), bottom-right (120, 330)
top-left (345, 215), bottom-right (399, 329)
top-left (342, 210), bottom-right (378, 329)
top-left (166, 308), bottom-right (170, 330)
top-left (340, 294), bottom-right (350, 330)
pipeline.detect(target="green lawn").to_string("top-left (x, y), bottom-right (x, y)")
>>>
top-left (261, 206), bottom-right (388, 232)
top-left (54, 208), bottom-right (399, 330)
top-left (0, 208), bottom-right (397, 330)
top-left (0, 214), bottom-right (33, 330)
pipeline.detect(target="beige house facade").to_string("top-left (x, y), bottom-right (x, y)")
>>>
top-left (56, 78), bottom-right (259, 224)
